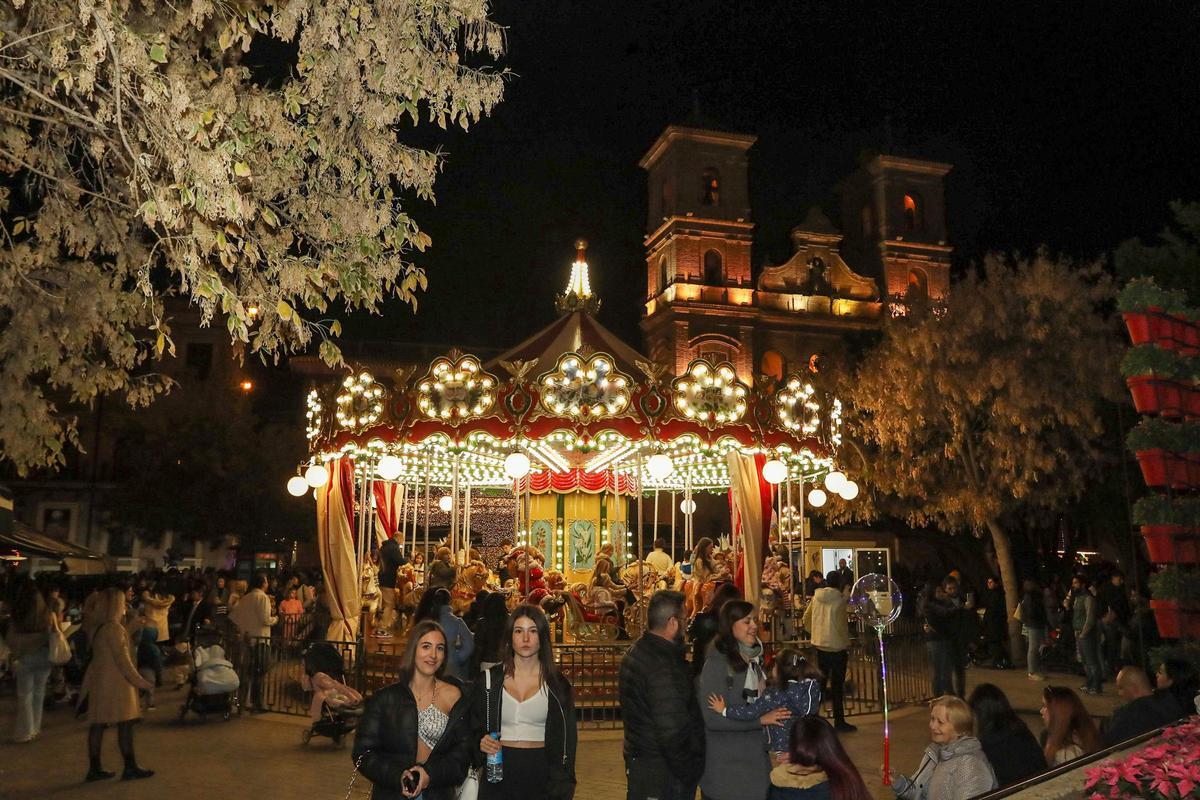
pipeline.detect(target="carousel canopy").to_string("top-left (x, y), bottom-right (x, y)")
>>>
top-left (305, 243), bottom-right (844, 493)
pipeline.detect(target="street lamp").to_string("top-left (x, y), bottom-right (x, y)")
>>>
top-left (305, 463), bottom-right (330, 488)
top-left (286, 475), bottom-right (309, 497)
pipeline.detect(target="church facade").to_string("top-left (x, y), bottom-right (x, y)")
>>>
top-left (638, 125), bottom-right (952, 382)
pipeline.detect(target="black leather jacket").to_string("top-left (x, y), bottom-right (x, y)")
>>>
top-left (618, 632), bottom-right (705, 785)
top-left (470, 663), bottom-right (577, 800)
top-left (352, 675), bottom-right (473, 800)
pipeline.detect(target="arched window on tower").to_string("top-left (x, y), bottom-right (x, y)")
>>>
top-left (703, 250), bottom-right (723, 285)
top-left (903, 193), bottom-right (922, 232)
top-left (906, 268), bottom-right (929, 300)
top-left (701, 168), bottom-right (720, 205)
top-left (658, 256), bottom-right (669, 294)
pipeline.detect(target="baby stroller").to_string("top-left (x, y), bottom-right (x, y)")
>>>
top-left (300, 642), bottom-right (363, 747)
top-left (179, 627), bottom-right (240, 722)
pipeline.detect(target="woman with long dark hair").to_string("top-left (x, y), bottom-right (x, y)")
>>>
top-left (1040, 686), bottom-right (1100, 766)
top-left (7, 576), bottom-right (53, 743)
top-left (472, 604), bottom-right (577, 800)
top-left (688, 582), bottom-right (742, 673)
top-left (471, 591), bottom-right (512, 673)
top-left (697, 599), bottom-right (790, 800)
top-left (967, 683), bottom-right (1046, 787)
top-left (769, 716), bottom-right (871, 799)
top-left (352, 620), bottom-right (473, 799)
top-left (1156, 657), bottom-right (1200, 717)
top-left (690, 538), bottom-right (716, 586)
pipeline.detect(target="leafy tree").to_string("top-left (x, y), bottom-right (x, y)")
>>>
top-left (1115, 201), bottom-right (1200, 303)
top-left (0, 0), bottom-right (507, 473)
top-left (835, 253), bottom-right (1122, 655)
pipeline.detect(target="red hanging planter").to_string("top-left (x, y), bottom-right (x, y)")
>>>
top-left (1141, 526), bottom-right (1200, 564)
top-left (1136, 449), bottom-right (1170, 487)
top-left (1170, 316), bottom-right (1200, 357)
top-left (1126, 376), bottom-right (1185, 418)
top-left (1151, 599), bottom-right (1182, 638)
top-left (1123, 312), bottom-right (1157, 346)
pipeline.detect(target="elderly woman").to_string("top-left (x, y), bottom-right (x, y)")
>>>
top-left (890, 695), bottom-right (996, 800)
top-left (80, 587), bottom-right (155, 782)
top-left (697, 599), bottom-right (791, 800)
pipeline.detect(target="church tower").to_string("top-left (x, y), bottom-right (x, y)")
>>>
top-left (639, 126), bottom-right (757, 379)
top-left (838, 155), bottom-right (953, 307)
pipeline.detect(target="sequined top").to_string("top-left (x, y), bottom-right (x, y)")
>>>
top-left (417, 701), bottom-right (449, 749)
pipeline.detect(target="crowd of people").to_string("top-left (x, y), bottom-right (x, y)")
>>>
top-left (3, 540), bottom-right (1199, 799)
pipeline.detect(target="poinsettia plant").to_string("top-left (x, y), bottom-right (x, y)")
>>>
top-left (1084, 716), bottom-right (1200, 799)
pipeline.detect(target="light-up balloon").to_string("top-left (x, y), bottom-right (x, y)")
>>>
top-left (849, 573), bottom-right (904, 629)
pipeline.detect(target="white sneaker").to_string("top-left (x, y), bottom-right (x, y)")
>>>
top-left (1028, 673), bottom-right (1045, 681)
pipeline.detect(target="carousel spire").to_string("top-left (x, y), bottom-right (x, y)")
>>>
top-left (555, 238), bottom-right (602, 315)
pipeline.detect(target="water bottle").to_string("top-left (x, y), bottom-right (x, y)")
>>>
top-left (486, 732), bottom-right (503, 783)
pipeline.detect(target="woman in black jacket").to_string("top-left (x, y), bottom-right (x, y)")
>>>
top-left (967, 683), bottom-right (1047, 787)
top-left (353, 620), bottom-right (473, 800)
top-left (472, 604), bottom-right (577, 800)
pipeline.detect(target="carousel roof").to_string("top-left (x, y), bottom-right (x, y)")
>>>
top-left (305, 243), bottom-right (844, 492)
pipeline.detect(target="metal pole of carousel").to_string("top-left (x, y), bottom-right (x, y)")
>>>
top-left (423, 452), bottom-right (431, 574)
top-left (799, 478), bottom-right (807, 601)
top-left (450, 454), bottom-right (460, 560)
top-left (670, 490), bottom-right (677, 573)
top-left (637, 453), bottom-right (645, 630)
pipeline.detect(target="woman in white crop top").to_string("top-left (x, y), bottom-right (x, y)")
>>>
top-left (474, 604), bottom-right (577, 800)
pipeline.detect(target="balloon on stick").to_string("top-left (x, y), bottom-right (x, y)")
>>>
top-left (849, 573), bottom-right (904, 786)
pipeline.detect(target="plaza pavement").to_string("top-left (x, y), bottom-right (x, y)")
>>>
top-left (0, 663), bottom-right (1118, 800)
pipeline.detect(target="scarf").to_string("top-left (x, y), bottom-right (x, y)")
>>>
top-left (738, 640), bottom-right (765, 696)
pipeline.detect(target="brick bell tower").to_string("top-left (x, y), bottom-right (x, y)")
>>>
top-left (838, 155), bottom-right (953, 308)
top-left (639, 125), bottom-right (758, 379)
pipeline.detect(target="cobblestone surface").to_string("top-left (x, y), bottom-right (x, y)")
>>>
top-left (0, 664), bottom-right (1120, 800)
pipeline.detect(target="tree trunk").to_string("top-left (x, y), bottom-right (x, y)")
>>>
top-left (985, 517), bottom-right (1025, 665)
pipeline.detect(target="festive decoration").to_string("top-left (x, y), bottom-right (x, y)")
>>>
top-left (335, 372), bottom-right (385, 430)
top-left (762, 459), bottom-right (787, 485)
top-left (672, 359), bottom-right (748, 426)
top-left (1084, 716), bottom-right (1200, 800)
top-left (849, 573), bottom-right (904, 786)
top-left (539, 353), bottom-right (631, 419)
top-left (305, 463), bottom-right (330, 488)
top-left (287, 475), bottom-right (309, 496)
top-left (416, 355), bottom-right (496, 421)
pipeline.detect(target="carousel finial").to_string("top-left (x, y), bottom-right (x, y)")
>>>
top-left (555, 238), bottom-right (601, 315)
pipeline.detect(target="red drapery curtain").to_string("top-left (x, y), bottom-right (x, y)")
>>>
top-left (317, 457), bottom-right (359, 641)
top-left (373, 482), bottom-right (400, 548)
top-left (727, 452), bottom-right (772, 604)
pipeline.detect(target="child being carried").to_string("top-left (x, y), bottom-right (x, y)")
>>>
top-left (708, 647), bottom-right (822, 764)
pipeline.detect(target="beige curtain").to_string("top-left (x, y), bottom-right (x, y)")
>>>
top-left (726, 452), bottom-right (769, 606)
top-left (317, 457), bottom-right (360, 642)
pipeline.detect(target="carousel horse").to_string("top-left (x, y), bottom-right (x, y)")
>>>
top-left (450, 560), bottom-right (491, 616)
top-left (620, 561), bottom-right (659, 639)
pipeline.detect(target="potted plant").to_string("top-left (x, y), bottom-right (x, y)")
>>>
top-left (1118, 278), bottom-right (1188, 347)
top-left (1149, 567), bottom-right (1200, 639)
top-left (1133, 495), bottom-right (1200, 564)
top-left (1128, 419), bottom-right (1194, 487)
top-left (1121, 346), bottom-right (1189, 417)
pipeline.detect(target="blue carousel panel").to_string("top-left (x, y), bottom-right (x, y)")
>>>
top-left (570, 519), bottom-right (596, 570)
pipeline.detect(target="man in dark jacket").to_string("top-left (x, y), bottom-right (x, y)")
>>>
top-left (1102, 666), bottom-right (1183, 747)
top-left (377, 535), bottom-right (405, 637)
top-left (619, 590), bottom-right (704, 800)
top-left (1097, 572), bottom-right (1131, 678)
top-left (980, 577), bottom-right (1010, 668)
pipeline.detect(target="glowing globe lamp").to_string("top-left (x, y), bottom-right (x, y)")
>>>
top-left (438, 495), bottom-right (454, 513)
top-left (647, 454), bottom-right (674, 481)
top-left (839, 480), bottom-right (860, 501)
top-left (824, 471), bottom-right (847, 494)
top-left (504, 452), bottom-right (531, 479)
top-left (287, 476), bottom-right (309, 497)
top-left (305, 463), bottom-right (330, 488)
top-left (762, 459), bottom-right (787, 485)
top-left (808, 488), bottom-right (827, 508)
top-left (377, 455), bottom-right (403, 481)
top-left (680, 498), bottom-right (697, 514)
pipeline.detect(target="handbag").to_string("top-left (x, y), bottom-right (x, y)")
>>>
top-left (48, 621), bottom-right (71, 666)
top-left (458, 669), bottom-right (491, 800)
top-left (1012, 602), bottom-right (1023, 623)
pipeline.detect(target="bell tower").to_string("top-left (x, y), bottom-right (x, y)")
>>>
top-left (839, 155), bottom-right (953, 307)
top-left (639, 125), bottom-right (757, 378)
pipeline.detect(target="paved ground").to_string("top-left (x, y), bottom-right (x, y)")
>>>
top-left (0, 663), bottom-right (1118, 800)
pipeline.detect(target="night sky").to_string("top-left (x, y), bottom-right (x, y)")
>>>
top-left (339, 1), bottom-right (1200, 352)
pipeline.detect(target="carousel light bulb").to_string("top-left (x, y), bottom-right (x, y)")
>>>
top-left (680, 498), bottom-right (697, 514)
top-left (808, 488), bottom-right (827, 508)
top-left (438, 495), bottom-right (454, 513)
top-left (377, 455), bottom-right (403, 481)
top-left (762, 459), bottom-right (787, 485)
top-left (824, 471), bottom-right (847, 494)
top-left (504, 452), bottom-right (531, 479)
top-left (287, 476), bottom-right (309, 496)
top-left (838, 480), bottom-right (860, 501)
top-left (305, 463), bottom-right (329, 488)
top-left (647, 454), bottom-right (673, 481)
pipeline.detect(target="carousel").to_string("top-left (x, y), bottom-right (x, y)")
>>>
top-left (293, 241), bottom-right (857, 642)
